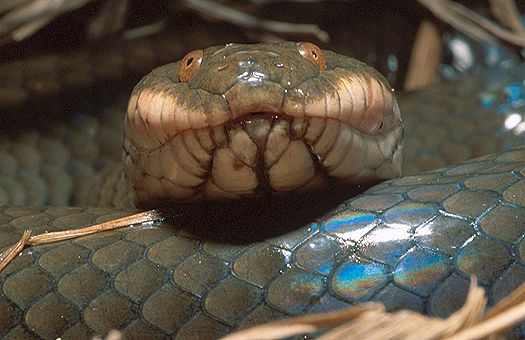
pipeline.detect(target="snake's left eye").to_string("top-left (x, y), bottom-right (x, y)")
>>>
top-left (179, 49), bottom-right (204, 82)
top-left (297, 42), bottom-right (326, 71)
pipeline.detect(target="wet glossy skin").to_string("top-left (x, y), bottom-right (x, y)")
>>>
top-left (1, 49), bottom-right (525, 338)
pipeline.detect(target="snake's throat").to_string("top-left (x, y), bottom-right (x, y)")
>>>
top-left (124, 112), bottom-right (403, 207)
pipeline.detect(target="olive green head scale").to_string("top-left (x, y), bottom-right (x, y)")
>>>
top-left (124, 42), bottom-right (404, 207)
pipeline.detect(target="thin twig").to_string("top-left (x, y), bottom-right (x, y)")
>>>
top-left (221, 303), bottom-right (384, 340)
top-left (487, 278), bottom-right (525, 318)
top-left (445, 300), bottom-right (525, 340)
top-left (418, 0), bottom-right (525, 47)
top-left (418, 0), bottom-right (496, 42)
top-left (0, 0), bottom-right (92, 40)
top-left (447, 0), bottom-right (525, 46)
top-left (0, 210), bottom-right (163, 272)
top-left (489, 0), bottom-right (525, 33)
top-left (0, 230), bottom-right (31, 272)
top-left (180, 0), bottom-right (329, 43)
top-left (224, 276), bottom-right (525, 339)
top-left (87, 0), bottom-right (129, 40)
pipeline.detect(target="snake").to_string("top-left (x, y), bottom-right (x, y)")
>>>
top-left (1, 41), bottom-right (525, 339)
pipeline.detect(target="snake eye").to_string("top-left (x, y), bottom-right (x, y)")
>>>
top-left (179, 49), bottom-right (204, 82)
top-left (297, 42), bottom-right (326, 71)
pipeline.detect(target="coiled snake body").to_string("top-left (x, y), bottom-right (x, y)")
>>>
top-left (1, 42), bottom-right (525, 339)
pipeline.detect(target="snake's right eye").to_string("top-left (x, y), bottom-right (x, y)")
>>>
top-left (297, 42), bottom-right (326, 71)
top-left (179, 49), bottom-right (204, 82)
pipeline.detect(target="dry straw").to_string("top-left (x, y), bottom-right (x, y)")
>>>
top-left (224, 279), bottom-right (525, 340)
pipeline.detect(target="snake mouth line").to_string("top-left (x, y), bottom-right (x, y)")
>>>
top-left (234, 111), bottom-right (280, 123)
top-left (248, 111), bottom-right (267, 116)
top-left (127, 109), bottom-right (345, 155)
top-left (232, 111), bottom-right (346, 126)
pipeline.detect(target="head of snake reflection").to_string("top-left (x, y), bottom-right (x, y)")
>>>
top-left (124, 42), bottom-right (404, 213)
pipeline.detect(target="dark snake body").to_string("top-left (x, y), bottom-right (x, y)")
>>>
top-left (1, 48), bottom-right (525, 338)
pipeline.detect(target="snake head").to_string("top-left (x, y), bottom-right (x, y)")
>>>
top-left (124, 42), bottom-right (404, 208)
